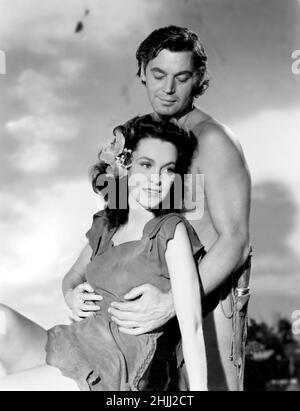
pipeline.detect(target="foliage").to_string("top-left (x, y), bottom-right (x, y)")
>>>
top-left (245, 317), bottom-right (299, 391)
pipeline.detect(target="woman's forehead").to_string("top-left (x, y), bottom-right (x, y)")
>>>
top-left (134, 137), bottom-right (178, 160)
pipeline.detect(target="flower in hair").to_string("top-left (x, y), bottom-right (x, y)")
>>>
top-left (99, 130), bottom-right (132, 177)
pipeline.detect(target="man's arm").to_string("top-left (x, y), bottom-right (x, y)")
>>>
top-left (195, 122), bottom-right (251, 295)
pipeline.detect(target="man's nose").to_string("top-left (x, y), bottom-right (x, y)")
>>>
top-left (163, 76), bottom-right (175, 95)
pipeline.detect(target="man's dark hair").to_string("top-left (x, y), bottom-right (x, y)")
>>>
top-left (136, 25), bottom-right (209, 97)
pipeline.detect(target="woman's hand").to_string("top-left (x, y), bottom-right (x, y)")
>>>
top-left (64, 283), bottom-right (103, 322)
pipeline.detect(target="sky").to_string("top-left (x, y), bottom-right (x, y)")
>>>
top-left (0, 0), bottom-right (300, 331)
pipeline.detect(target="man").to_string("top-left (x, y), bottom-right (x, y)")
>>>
top-left (109, 26), bottom-right (251, 391)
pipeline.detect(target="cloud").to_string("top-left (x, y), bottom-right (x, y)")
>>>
top-left (0, 0), bottom-right (83, 55)
top-left (0, 0), bottom-right (160, 55)
top-left (253, 272), bottom-right (300, 297)
top-left (229, 107), bottom-right (300, 269)
top-left (12, 68), bottom-right (82, 113)
top-left (230, 106), bottom-right (300, 184)
top-left (13, 70), bottom-right (64, 113)
top-left (229, 107), bottom-right (300, 322)
top-left (10, 142), bottom-right (59, 173)
top-left (58, 59), bottom-right (86, 85)
top-left (5, 67), bottom-right (80, 173)
top-left (7, 114), bottom-right (78, 143)
top-left (0, 180), bottom-right (100, 291)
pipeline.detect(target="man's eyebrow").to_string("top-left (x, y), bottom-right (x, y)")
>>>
top-left (150, 68), bottom-right (193, 76)
top-left (150, 68), bottom-right (167, 75)
top-left (175, 70), bottom-right (193, 76)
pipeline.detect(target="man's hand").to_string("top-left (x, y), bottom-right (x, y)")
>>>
top-left (108, 284), bottom-right (175, 335)
top-left (65, 282), bottom-right (102, 322)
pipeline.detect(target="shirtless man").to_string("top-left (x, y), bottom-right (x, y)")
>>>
top-left (107, 26), bottom-right (251, 391)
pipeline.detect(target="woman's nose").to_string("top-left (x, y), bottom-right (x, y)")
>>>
top-left (150, 173), bottom-right (161, 186)
top-left (163, 76), bottom-right (175, 95)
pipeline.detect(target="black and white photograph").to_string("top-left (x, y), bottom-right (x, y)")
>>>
top-left (0, 0), bottom-right (299, 393)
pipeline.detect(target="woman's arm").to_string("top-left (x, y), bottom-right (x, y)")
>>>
top-left (62, 243), bottom-right (92, 296)
top-left (62, 243), bottom-right (102, 321)
top-left (165, 222), bottom-right (207, 391)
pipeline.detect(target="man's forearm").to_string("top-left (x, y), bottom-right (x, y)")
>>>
top-left (199, 234), bottom-right (250, 296)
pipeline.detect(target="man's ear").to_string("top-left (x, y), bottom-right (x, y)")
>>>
top-left (140, 64), bottom-right (146, 84)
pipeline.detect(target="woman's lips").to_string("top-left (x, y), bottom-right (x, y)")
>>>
top-left (143, 188), bottom-right (161, 195)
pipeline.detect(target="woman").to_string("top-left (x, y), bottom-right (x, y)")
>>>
top-left (0, 115), bottom-right (207, 391)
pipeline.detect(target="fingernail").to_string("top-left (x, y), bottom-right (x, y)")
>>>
top-left (108, 308), bottom-right (111, 314)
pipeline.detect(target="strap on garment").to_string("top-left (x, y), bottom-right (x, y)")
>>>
top-left (229, 246), bottom-right (253, 391)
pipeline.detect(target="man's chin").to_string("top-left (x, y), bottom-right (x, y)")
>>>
top-left (153, 105), bottom-right (178, 117)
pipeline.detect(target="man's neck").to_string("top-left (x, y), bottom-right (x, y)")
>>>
top-left (176, 104), bottom-right (196, 126)
top-left (153, 103), bottom-right (199, 125)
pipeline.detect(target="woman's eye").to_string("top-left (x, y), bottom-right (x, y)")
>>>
top-left (163, 168), bottom-right (176, 174)
top-left (140, 162), bottom-right (152, 169)
top-left (153, 74), bottom-right (164, 80)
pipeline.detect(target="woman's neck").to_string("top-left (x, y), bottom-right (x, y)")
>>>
top-left (127, 194), bottom-right (155, 228)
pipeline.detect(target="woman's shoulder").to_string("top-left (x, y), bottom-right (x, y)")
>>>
top-left (85, 209), bottom-right (109, 255)
top-left (89, 209), bottom-right (108, 232)
top-left (93, 210), bottom-right (105, 222)
top-left (145, 213), bottom-right (205, 260)
top-left (145, 213), bottom-right (188, 239)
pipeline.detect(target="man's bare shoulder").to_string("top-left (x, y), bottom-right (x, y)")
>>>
top-left (190, 108), bottom-right (250, 176)
top-left (190, 108), bottom-right (246, 160)
top-left (190, 108), bottom-right (241, 153)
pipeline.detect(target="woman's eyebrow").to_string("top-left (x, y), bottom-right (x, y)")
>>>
top-left (162, 161), bottom-right (176, 167)
top-left (137, 156), bottom-right (154, 161)
top-left (137, 157), bottom-right (176, 167)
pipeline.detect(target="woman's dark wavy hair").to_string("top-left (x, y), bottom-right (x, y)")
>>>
top-left (136, 25), bottom-right (209, 98)
top-left (90, 114), bottom-right (198, 229)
